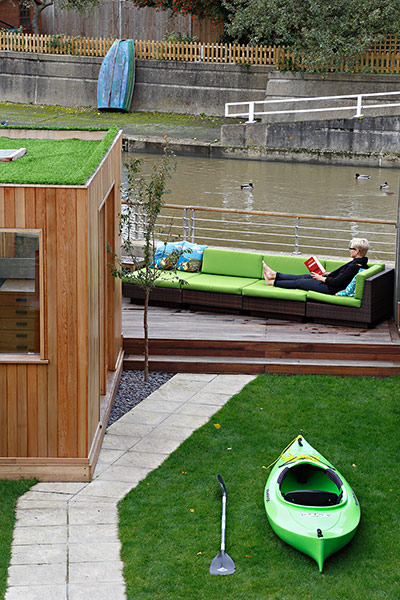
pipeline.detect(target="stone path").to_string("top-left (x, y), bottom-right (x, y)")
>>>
top-left (5, 373), bottom-right (255, 600)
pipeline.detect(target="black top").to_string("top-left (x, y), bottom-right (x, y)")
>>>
top-left (326, 256), bottom-right (369, 294)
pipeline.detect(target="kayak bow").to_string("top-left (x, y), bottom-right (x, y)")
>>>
top-left (264, 436), bottom-right (361, 572)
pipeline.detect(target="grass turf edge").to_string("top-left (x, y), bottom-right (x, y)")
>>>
top-left (0, 479), bottom-right (36, 600)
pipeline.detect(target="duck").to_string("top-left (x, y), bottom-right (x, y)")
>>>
top-left (379, 182), bottom-right (389, 189)
top-left (355, 173), bottom-right (370, 180)
top-left (241, 182), bottom-right (254, 189)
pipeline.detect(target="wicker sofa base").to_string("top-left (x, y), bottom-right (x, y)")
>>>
top-left (182, 289), bottom-right (243, 310)
top-left (242, 295), bottom-right (306, 317)
top-left (123, 282), bottom-right (182, 305)
top-left (122, 266), bottom-right (394, 328)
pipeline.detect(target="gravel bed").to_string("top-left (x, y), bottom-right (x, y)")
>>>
top-left (107, 370), bottom-right (175, 426)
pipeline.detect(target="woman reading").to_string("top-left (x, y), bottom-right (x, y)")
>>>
top-left (262, 238), bottom-right (369, 295)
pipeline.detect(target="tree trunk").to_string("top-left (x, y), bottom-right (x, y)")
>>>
top-left (32, 1), bottom-right (53, 35)
top-left (143, 288), bottom-right (149, 382)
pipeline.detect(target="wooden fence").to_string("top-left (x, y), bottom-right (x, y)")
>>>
top-left (1, 31), bottom-right (400, 72)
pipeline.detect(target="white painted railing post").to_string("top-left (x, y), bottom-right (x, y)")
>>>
top-left (246, 102), bottom-right (256, 123)
top-left (294, 217), bottom-right (300, 254)
top-left (183, 208), bottom-right (188, 240)
top-left (191, 208), bottom-right (196, 243)
top-left (355, 94), bottom-right (363, 118)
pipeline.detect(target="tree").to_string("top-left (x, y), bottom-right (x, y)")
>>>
top-left (109, 139), bottom-right (177, 382)
top-left (222, 0), bottom-right (400, 71)
top-left (128, 0), bottom-right (226, 24)
top-left (23, 0), bottom-right (100, 35)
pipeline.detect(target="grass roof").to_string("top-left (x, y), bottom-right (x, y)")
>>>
top-left (0, 125), bottom-right (119, 185)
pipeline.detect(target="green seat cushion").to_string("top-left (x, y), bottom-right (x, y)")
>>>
top-left (201, 248), bottom-right (263, 278)
top-left (123, 269), bottom-right (200, 289)
top-left (262, 254), bottom-right (326, 276)
top-left (325, 259), bottom-right (346, 272)
top-left (354, 264), bottom-right (384, 299)
top-left (184, 273), bottom-right (258, 294)
top-left (307, 291), bottom-right (361, 307)
top-left (242, 280), bottom-right (308, 302)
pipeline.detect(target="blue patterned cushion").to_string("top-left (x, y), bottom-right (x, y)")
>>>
top-left (176, 241), bottom-right (207, 272)
top-left (335, 269), bottom-right (365, 297)
top-left (152, 241), bottom-right (185, 270)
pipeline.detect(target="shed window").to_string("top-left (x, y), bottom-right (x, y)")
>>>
top-left (0, 230), bottom-right (41, 354)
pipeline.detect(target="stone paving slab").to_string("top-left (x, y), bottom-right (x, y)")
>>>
top-left (5, 585), bottom-right (67, 600)
top-left (5, 373), bottom-right (256, 600)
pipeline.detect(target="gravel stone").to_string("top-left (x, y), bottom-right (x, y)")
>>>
top-left (108, 371), bottom-right (175, 426)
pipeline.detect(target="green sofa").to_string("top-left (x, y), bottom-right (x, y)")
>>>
top-left (122, 248), bottom-right (394, 327)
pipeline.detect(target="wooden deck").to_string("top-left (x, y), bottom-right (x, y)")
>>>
top-left (122, 297), bottom-right (400, 376)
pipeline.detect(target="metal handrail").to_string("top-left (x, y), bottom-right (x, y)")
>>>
top-left (225, 90), bottom-right (400, 123)
top-left (122, 200), bottom-right (397, 261)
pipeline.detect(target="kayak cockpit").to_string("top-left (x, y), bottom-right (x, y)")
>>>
top-left (278, 462), bottom-right (344, 507)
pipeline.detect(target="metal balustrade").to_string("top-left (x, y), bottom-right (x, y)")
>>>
top-left (225, 91), bottom-right (400, 123)
top-left (121, 201), bottom-right (397, 263)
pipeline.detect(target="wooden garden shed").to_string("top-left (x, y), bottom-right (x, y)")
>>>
top-left (0, 127), bottom-right (123, 481)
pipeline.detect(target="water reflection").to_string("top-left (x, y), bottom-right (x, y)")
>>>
top-left (123, 153), bottom-right (399, 259)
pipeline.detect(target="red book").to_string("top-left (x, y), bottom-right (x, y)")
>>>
top-left (304, 256), bottom-right (324, 276)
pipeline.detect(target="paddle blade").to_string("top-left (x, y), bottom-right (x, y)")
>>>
top-left (210, 550), bottom-right (236, 576)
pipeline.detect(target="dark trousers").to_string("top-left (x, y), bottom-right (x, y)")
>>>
top-left (274, 272), bottom-right (332, 294)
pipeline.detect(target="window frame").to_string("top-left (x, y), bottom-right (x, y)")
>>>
top-left (0, 228), bottom-right (46, 362)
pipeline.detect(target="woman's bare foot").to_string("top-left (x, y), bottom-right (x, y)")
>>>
top-left (262, 261), bottom-right (276, 285)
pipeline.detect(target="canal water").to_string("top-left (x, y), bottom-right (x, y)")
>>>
top-left (123, 152), bottom-right (399, 260)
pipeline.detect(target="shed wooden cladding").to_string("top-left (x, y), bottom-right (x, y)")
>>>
top-left (0, 129), bottom-right (123, 481)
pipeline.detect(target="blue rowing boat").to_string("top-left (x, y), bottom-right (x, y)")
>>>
top-left (97, 39), bottom-right (135, 112)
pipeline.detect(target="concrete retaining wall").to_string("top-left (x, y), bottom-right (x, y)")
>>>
top-left (0, 52), bottom-right (270, 116)
top-left (220, 115), bottom-right (400, 166)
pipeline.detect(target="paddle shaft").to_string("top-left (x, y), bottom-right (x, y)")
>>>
top-left (217, 475), bottom-right (227, 552)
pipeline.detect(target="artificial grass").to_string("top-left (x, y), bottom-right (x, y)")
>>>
top-left (0, 479), bottom-right (35, 599)
top-left (0, 125), bottom-right (118, 185)
top-left (118, 374), bottom-right (400, 600)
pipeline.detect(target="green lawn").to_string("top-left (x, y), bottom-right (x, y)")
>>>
top-left (118, 374), bottom-right (399, 600)
top-left (0, 479), bottom-right (35, 599)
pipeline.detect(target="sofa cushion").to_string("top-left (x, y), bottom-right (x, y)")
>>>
top-left (242, 280), bottom-right (308, 302)
top-left (324, 259), bottom-right (346, 272)
top-left (176, 241), bottom-right (207, 272)
top-left (263, 254), bottom-right (326, 276)
top-left (307, 291), bottom-right (362, 307)
top-left (183, 273), bottom-right (258, 294)
top-left (152, 241), bottom-right (185, 270)
top-left (201, 248), bottom-right (263, 278)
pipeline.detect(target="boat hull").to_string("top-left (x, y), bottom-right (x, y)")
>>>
top-left (97, 40), bottom-right (135, 111)
top-left (264, 437), bottom-right (360, 571)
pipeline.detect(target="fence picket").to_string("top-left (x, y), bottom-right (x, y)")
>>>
top-left (1, 32), bottom-right (400, 72)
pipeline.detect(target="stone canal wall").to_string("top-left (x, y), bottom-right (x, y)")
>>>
top-left (0, 52), bottom-right (269, 116)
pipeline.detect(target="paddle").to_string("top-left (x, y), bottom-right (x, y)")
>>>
top-left (210, 474), bottom-right (236, 576)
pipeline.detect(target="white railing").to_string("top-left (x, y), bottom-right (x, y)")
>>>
top-left (225, 91), bottom-right (400, 123)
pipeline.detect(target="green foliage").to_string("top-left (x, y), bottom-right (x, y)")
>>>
top-left (163, 32), bottom-right (199, 43)
top-left (119, 373), bottom-right (400, 599)
top-left (222, 0), bottom-right (400, 71)
top-left (0, 479), bottom-right (36, 599)
top-left (127, 0), bottom-right (226, 23)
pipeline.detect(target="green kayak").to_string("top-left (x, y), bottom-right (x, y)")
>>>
top-left (264, 436), bottom-right (360, 572)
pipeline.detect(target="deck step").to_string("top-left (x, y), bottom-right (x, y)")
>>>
top-left (123, 354), bottom-right (400, 376)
